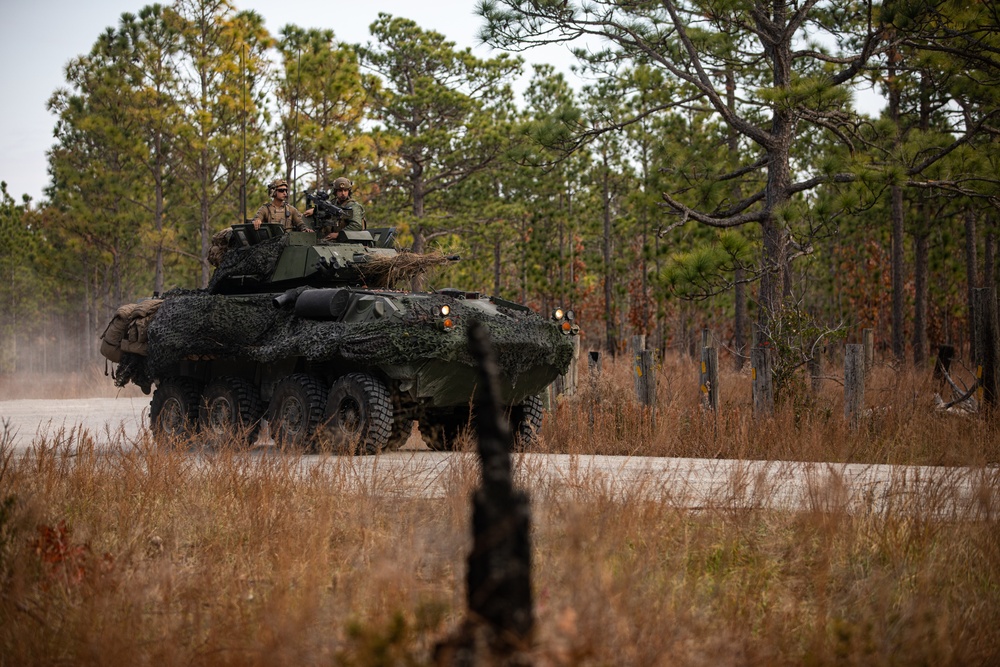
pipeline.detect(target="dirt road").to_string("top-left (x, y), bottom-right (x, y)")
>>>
top-left (2, 397), bottom-right (995, 517)
top-left (2, 396), bottom-right (148, 448)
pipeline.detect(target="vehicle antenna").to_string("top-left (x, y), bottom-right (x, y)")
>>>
top-left (292, 45), bottom-right (302, 205)
top-left (240, 43), bottom-right (247, 223)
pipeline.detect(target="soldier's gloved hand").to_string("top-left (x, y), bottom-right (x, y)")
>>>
top-left (252, 219), bottom-right (262, 230)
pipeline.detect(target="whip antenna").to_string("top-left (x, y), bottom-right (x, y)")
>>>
top-left (240, 43), bottom-right (247, 222)
top-left (292, 45), bottom-right (301, 205)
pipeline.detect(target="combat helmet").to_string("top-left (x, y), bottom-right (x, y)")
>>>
top-left (331, 177), bottom-right (353, 193)
top-left (267, 178), bottom-right (289, 197)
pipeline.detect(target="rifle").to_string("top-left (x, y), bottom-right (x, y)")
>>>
top-left (305, 189), bottom-right (351, 230)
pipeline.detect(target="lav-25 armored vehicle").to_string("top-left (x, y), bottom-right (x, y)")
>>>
top-left (104, 222), bottom-right (578, 453)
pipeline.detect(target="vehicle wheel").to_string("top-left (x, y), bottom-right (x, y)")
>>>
top-left (268, 374), bottom-right (329, 451)
top-left (150, 377), bottom-right (202, 440)
top-left (419, 409), bottom-right (473, 452)
top-left (510, 394), bottom-right (544, 449)
top-left (325, 373), bottom-right (392, 454)
top-left (199, 376), bottom-right (263, 448)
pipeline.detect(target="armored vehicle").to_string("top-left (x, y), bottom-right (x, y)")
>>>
top-left (103, 223), bottom-right (578, 452)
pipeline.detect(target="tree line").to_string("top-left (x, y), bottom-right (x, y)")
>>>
top-left (1, 0), bottom-right (997, 389)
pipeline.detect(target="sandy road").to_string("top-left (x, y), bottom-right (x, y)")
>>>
top-left (1, 397), bottom-right (996, 517)
top-left (2, 396), bottom-right (149, 447)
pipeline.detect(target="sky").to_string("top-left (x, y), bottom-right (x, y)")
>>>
top-left (0, 0), bottom-right (584, 204)
top-left (1, 1), bottom-right (884, 206)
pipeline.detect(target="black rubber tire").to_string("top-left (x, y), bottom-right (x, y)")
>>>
top-left (268, 374), bottom-right (329, 451)
top-left (324, 373), bottom-right (392, 454)
top-left (510, 394), bottom-right (544, 449)
top-left (150, 377), bottom-right (202, 440)
top-left (199, 376), bottom-right (263, 448)
top-left (419, 408), bottom-right (473, 452)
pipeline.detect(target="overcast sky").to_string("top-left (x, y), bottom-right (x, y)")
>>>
top-left (1, 2), bottom-right (884, 206)
top-left (0, 0), bottom-right (584, 204)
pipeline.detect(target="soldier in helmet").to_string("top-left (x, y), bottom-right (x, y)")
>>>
top-left (251, 178), bottom-right (313, 232)
top-left (319, 176), bottom-right (365, 241)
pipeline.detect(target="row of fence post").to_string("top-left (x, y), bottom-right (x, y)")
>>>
top-left (560, 285), bottom-right (996, 426)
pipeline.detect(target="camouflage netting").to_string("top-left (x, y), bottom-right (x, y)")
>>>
top-left (113, 289), bottom-right (574, 390)
top-left (206, 236), bottom-right (285, 293)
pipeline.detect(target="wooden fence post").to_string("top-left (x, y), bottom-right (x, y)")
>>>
top-left (634, 351), bottom-right (656, 406)
top-left (631, 335), bottom-right (646, 401)
top-left (588, 350), bottom-right (601, 428)
top-left (845, 344), bottom-right (865, 429)
top-left (751, 344), bottom-right (774, 417)
top-left (636, 350), bottom-right (657, 430)
top-left (862, 328), bottom-right (874, 374)
top-left (701, 346), bottom-right (719, 411)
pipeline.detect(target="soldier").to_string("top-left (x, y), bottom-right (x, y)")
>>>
top-left (251, 178), bottom-right (313, 232)
top-left (320, 176), bottom-right (365, 241)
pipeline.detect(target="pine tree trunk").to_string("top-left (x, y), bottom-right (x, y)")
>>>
top-left (966, 205), bottom-right (978, 362)
top-left (410, 178), bottom-right (426, 290)
top-left (888, 51), bottom-right (906, 363)
top-left (602, 158), bottom-right (615, 357)
top-left (986, 215), bottom-right (996, 290)
top-left (493, 236), bottom-right (501, 296)
top-left (891, 185), bottom-right (905, 362)
top-left (154, 137), bottom-right (165, 296)
top-left (756, 5), bottom-right (793, 333)
top-left (913, 228), bottom-right (929, 366)
top-left (726, 68), bottom-right (745, 370)
top-left (735, 267), bottom-right (747, 371)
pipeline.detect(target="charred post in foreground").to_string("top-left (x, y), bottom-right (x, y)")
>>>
top-left (468, 320), bottom-right (534, 650)
top-left (436, 321), bottom-right (534, 665)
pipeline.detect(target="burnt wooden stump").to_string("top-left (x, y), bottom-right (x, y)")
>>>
top-left (435, 321), bottom-right (534, 666)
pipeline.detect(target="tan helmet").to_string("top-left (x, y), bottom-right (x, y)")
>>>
top-left (330, 177), bottom-right (353, 193)
top-left (267, 178), bottom-right (289, 197)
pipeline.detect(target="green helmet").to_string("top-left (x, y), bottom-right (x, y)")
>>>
top-left (331, 177), bottom-right (353, 192)
top-left (267, 178), bottom-right (289, 197)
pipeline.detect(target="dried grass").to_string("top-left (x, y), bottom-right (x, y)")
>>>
top-left (358, 251), bottom-right (456, 289)
top-left (1, 354), bottom-right (998, 665)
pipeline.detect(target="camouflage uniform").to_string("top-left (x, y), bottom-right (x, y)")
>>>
top-left (336, 198), bottom-right (365, 231)
top-left (252, 201), bottom-right (308, 232)
top-left (329, 176), bottom-right (365, 233)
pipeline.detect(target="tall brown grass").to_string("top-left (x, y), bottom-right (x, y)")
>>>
top-left (544, 352), bottom-right (998, 466)
top-left (1, 354), bottom-right (998, 665)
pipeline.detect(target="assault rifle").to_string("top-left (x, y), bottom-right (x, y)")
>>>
top-left (305, 189), bottom-right (351, 228)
